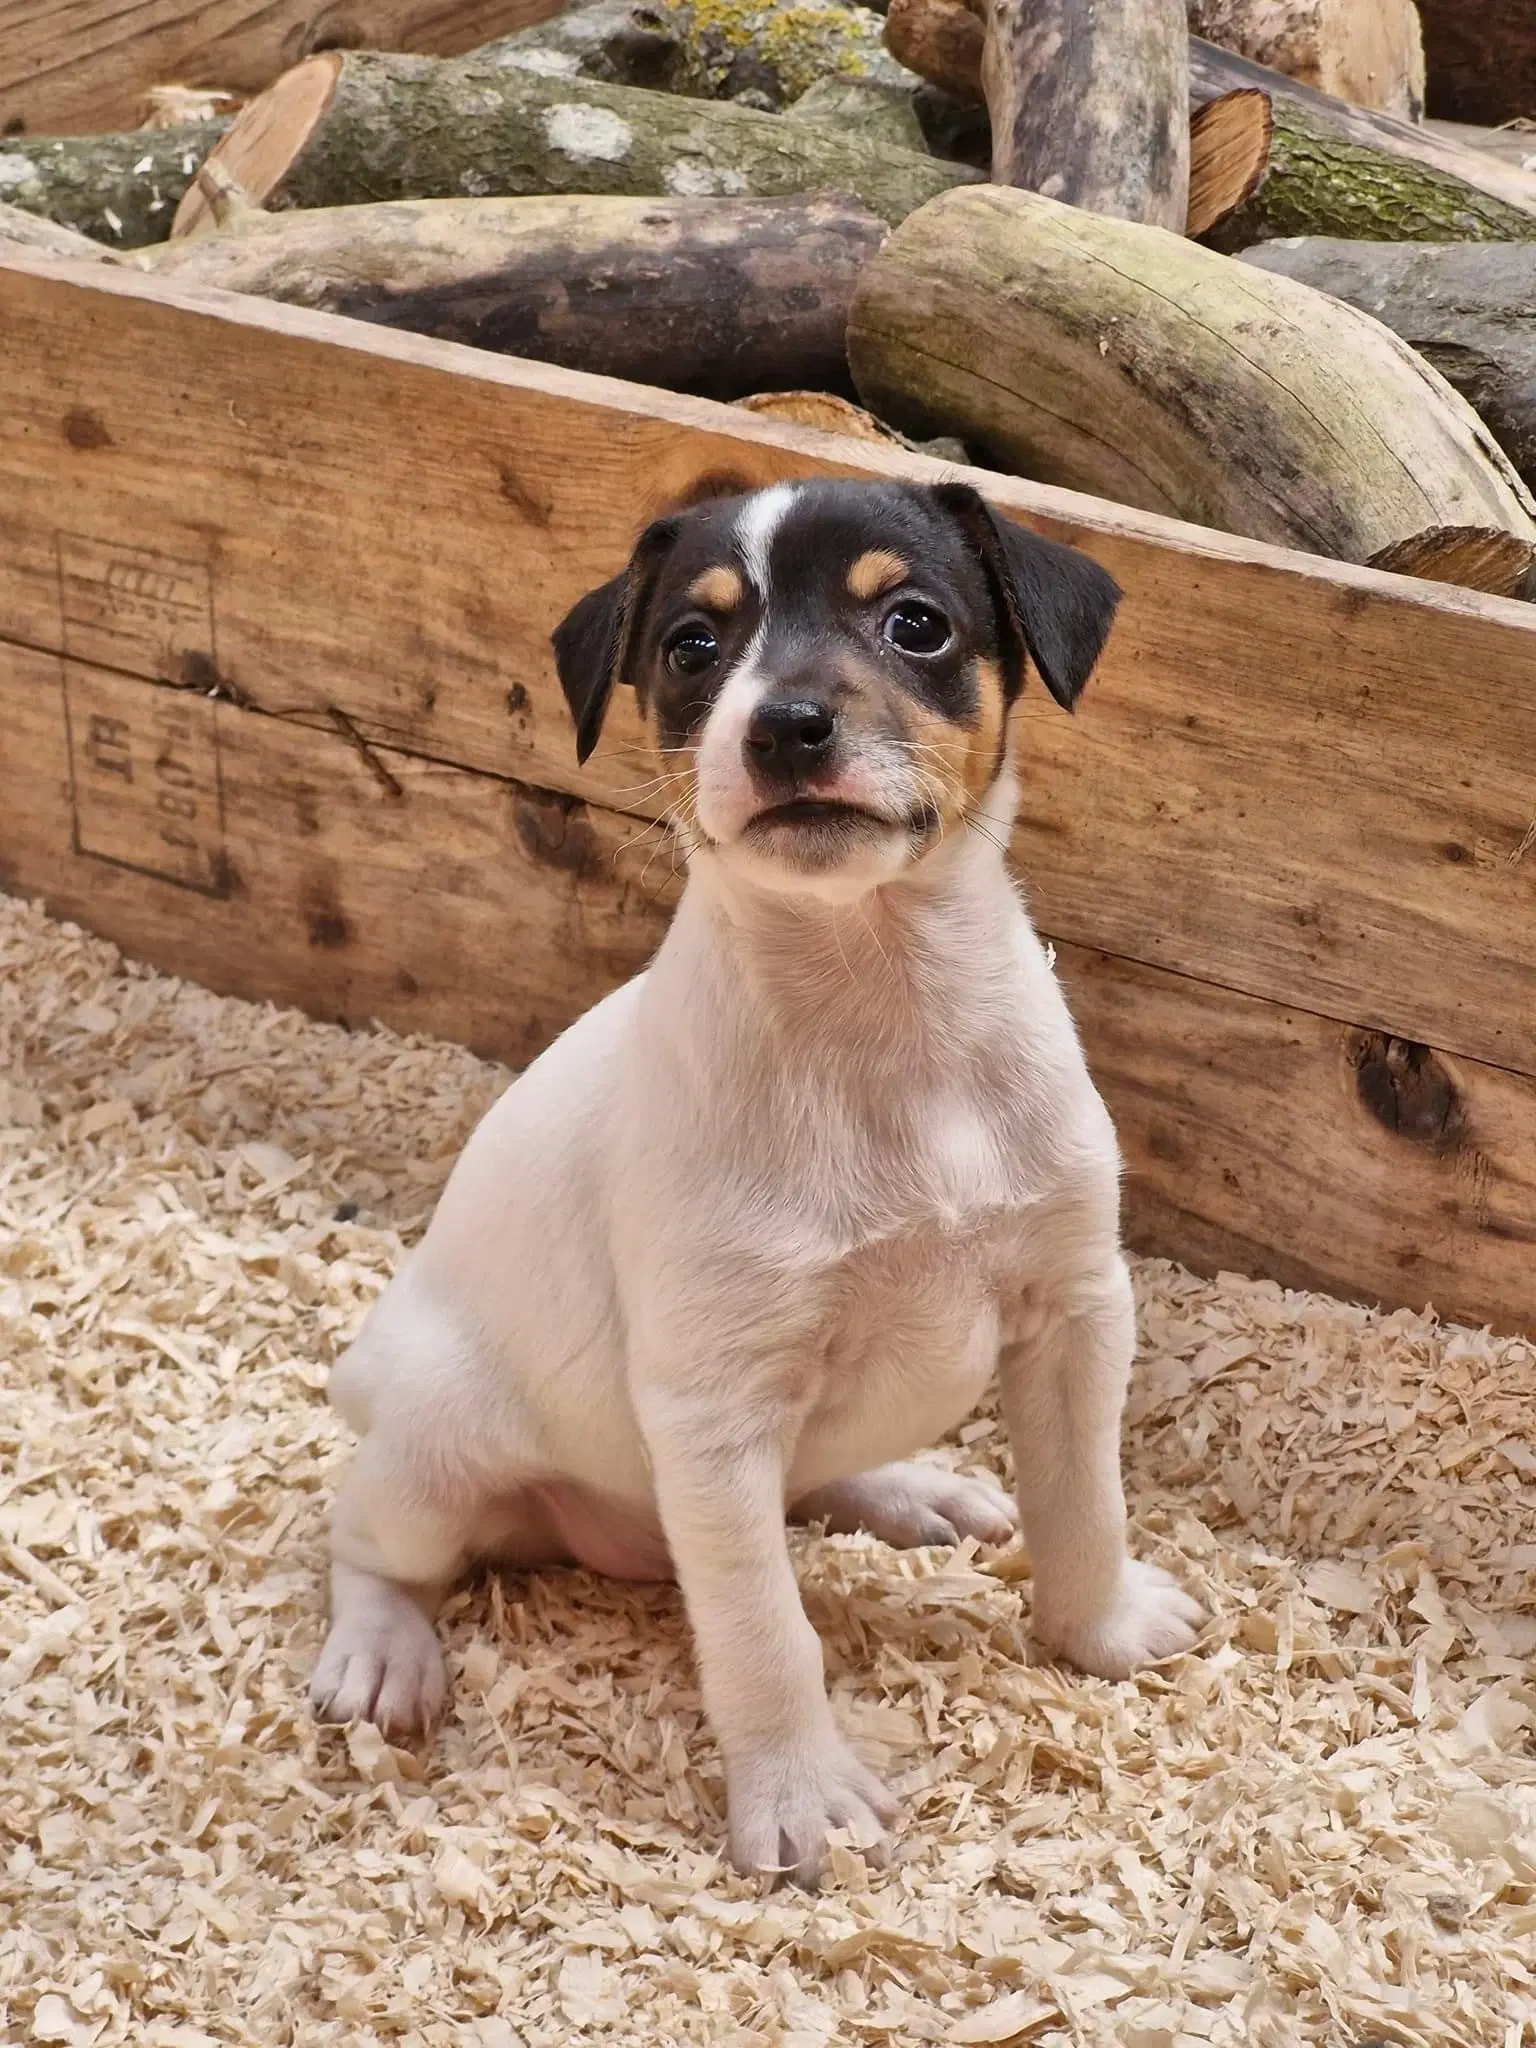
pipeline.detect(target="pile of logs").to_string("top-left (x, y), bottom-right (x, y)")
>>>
top-left (5, 0), bottom-right (1536, 594)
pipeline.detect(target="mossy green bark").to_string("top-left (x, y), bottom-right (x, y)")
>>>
top-left (0, 121), bottom-right (230, 248)
top-left (257, 53), bottom-right (974, 226)
top-left (1204, 98), bottom-right (1536, 251)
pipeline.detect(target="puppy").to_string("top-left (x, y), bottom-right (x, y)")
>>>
top-left (310, 478), bottom-right (1204, 1884)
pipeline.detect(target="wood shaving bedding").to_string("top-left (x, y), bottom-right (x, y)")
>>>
top-left (2, 891), bottom-right (1534, 2048)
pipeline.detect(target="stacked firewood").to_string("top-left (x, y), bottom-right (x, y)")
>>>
top-left (4, 0), bottom-right (1536, 593)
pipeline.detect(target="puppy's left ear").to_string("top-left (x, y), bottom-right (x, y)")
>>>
top-left (932, 482), bottom-right (1122, 711)
top-left (551, 516), bottom-right (681, 764)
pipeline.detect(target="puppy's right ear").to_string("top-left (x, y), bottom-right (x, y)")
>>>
top-left (551, 517), bottom-right (681, 765)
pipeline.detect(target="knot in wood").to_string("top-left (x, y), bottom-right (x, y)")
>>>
top-left (1346, 1030), bottom-right (1465, 1149)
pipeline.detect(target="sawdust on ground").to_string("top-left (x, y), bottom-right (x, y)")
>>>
top-left (3, 893), bottom-right (1535, 2048)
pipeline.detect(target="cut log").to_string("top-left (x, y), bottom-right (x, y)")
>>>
top-left (1240, 237), bottom-right (1536, 493)
top-left (734, 391), bottom-right (902, 441)
top-left (0, 0), bottom-right (568, 137)
top-left (1199, 88), bottom-right (1536, 249)
top-left (980, 0), bottom-right (1190, 226)
top-left (1186, 0), bottom-right (1425, 121)
top-left (1189, 40), bottom-right (1536, 227)
top-left (0, 199), bottom-right (125, 262)
top-left (0, 121), bottom-right (230, 247)
top-left (882, 0), bottom-right (983, 104)
top-left (881, 2), bottom-right (1536, 230)
top-left (170, 51), bottom-right (975, 239)
top-left (139, 190), bottom-right (886, 399)
top-left (847, 184), bottom-right (1536, 594)
top-left (1186, 89), bottom-right (1273, 238)
top-left (1417, 0), bottom-right (1536, 129)
top-left (481, 0), bottom-right (915, 110)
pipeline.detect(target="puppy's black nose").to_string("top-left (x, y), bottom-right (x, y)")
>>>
top-left (745, 699), bottom-right (836, 777)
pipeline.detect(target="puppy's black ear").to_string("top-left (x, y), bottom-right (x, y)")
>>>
top-left (931, 482), bottom-right (1122, 710)
top-left (551, 517), bottom-right (681, 764)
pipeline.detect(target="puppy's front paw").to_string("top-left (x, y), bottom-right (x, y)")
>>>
top-left (727, 1733), bottom-right (899, 1888)
top-left (310, 1590), bottom-right (446, 1737)
top-left (1037, 1558), bottom-right (1204, 1680)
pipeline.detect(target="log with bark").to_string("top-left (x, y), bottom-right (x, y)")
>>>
top-left (140, 184), bottom-right (887, 398)
top-left (0, 120), bottom-right (230, 247)
top-left (1186, 0), bottom-right (1425, 121)
top-left (980, 0), bottom-right (1189, 226)
top-left (1240, 237), bottom-right (1536, 492)
top-left (0, 198), bottom-right (125, 261)
top-left (482, 0), bottom-right (915, 109)
top-left (881, 1), bottom-right (1536, 232)
top-left (170, 50), bottom-right (974, 239)
top-left (1417, 0), bottom-right (1536, 129)
top-left (847, 183), bottom-right (1536, 594)
top-left (785, 78), bottom-right (927, 156)
top-left (1192, 79), bottom-right (1536, 249)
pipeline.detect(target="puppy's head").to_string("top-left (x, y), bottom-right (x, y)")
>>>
top-left (552, 479), bottom-right (1121, 900)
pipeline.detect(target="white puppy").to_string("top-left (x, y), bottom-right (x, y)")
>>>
top-left (310, 478), bottom-right (1204, 1884)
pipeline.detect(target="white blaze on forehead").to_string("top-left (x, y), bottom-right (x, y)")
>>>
top-left (731, 483), bottom-right (798, 606)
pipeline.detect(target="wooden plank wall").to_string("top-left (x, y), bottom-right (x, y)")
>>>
top-left (1, 250), bottom-right (1533, 1332)
top-left (0, 0), bottom-right (567, 135)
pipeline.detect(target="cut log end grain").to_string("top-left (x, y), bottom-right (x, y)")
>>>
top-left (1187, 88), bottom-right (1273, 238)
top-left (883, 0), bottom-right (984, 104)
top-left (734, 390), bottom-right (903, 442)
top-left (847, 183), bottom-right (1536, 596)
top-left (173, 52), bottom-right (341, 237)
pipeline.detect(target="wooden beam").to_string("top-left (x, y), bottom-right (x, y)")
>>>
top-left (4, 250), bottom-right (1534, 1085)
top-left (4, 639), bottom-right (1529, 1330)
top-left (0, 643), bottom-right (675, 1070)
top-left (0, 0), bottom-right (568, 137)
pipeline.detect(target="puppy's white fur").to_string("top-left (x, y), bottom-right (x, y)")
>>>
top-left (311, 487), bottom-right (1203, 1884)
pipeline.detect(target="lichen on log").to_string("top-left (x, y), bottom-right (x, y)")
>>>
top-left (0, 121), bottom-right (229, 247)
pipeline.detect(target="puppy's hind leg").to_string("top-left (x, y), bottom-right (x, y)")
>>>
top-left (309, 1437), bottom-right (474, 1739)
top-left (794, 1463), bottom-right (1016, 1548)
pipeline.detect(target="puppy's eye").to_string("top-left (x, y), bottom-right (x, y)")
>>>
top-left (664, 624), bottom-right (719, 676)
top-left (883, 601), bottom-right (952, 657)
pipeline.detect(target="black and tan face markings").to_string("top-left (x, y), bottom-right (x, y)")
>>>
top-left (625, 481), bottom-right (1032, 830)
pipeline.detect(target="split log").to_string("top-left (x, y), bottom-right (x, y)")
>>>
top-left (846, 184), bottom-right (1536, 595)
top-left (0, 0), bottom-right (568, 137)
top-left (1186, 0), bottom-right (1425, 120)
top-left (1240, 237), bottom-right (1536, 492)
top-left (0, 199), bottom-right (124, 261)
top-left (170, 51), bottom-right (974, 239)
top-left (1193, 81), bottom-right (1536, 249)
top-left (881, 1), bottom-right (1536, 231)
top-left (0, 121), bottom-right (230, 247)
top-left (1417, 0), bottom-right (1536, 128)
top-left (139, 188), bottom-right (886, 399)
top-left (732, 389), bottom-right (969, 463)
top-left (482, 0), bottom-right (914, 110)
top-left (980, 0), bottom-right (1189, 226)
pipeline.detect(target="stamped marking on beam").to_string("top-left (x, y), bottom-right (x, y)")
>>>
top-left (56, 532), bottom-right (216, 683)
top-left (62, 661), bottom-right (229, 895)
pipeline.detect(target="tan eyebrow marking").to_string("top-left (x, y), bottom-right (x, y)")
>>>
top-left (686, 564), bottom-right (744, 610)
top-left (846, 549), bottom-right (910, 601)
